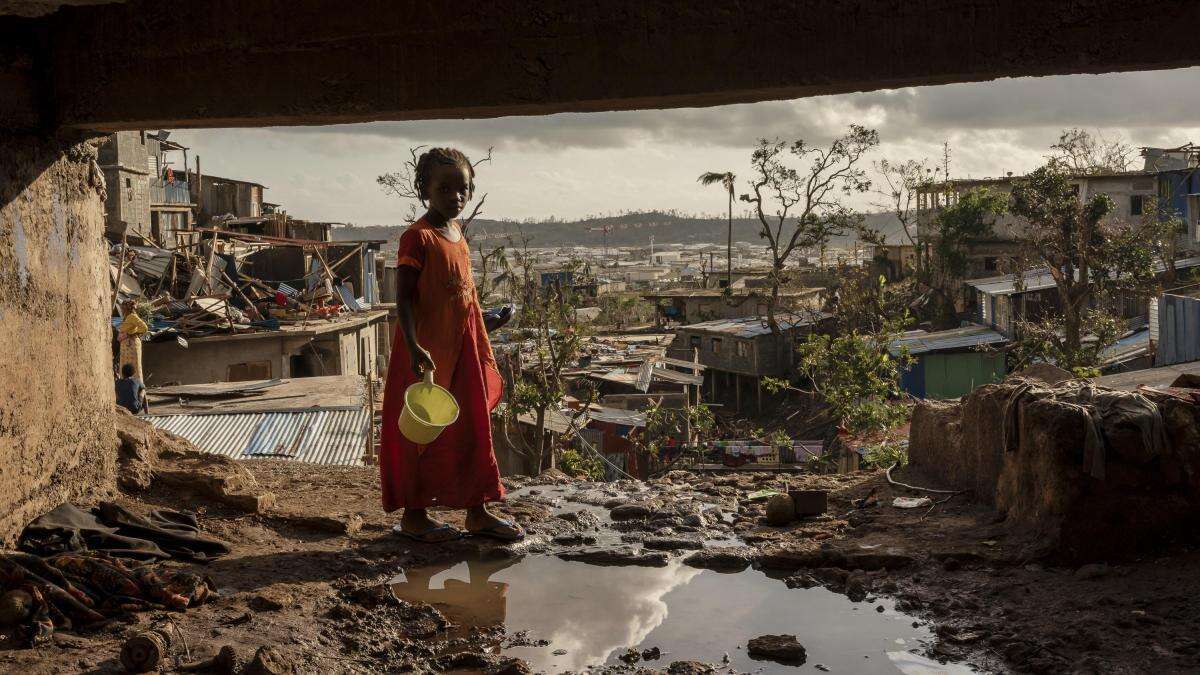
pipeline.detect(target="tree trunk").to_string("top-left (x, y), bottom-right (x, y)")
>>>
top-left (726, 192), bottom-right (733, 287)
top-left (535, 406), bottom-right (547, 472)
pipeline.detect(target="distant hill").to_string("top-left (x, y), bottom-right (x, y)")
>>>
top-left (333, 210), bottom-right (907, 248)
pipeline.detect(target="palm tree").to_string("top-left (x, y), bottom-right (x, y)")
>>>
top-left (698, 171), bottom-right (736, 289)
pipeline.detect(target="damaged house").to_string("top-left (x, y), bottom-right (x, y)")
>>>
top-left (669, 313), bottom-right (831, 412)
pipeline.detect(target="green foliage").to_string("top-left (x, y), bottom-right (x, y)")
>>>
top-left (795, 316), bottom-right (913, 435)
top-left (1007, 162), bottom-right (1155, 369)
top-left (768, 429), bottom-right (791, 447)
top-left (761, 376), bottom-right (789, 394)
top-left (595, 294), bottom-right (653, 328)
top-left (558, 447), bottom-right (603, 480)
top-left (931, 188), bottom-right (1006, 279)
top-left (637, 402), bottom-right (715, 458)
top-left (1010, 308), bottom-right (1123, 375)
top-left (833, 269), bottom-right (916, 334)
top-left (806, 448), bottom-right (840, 474)
top-left (862, 441), bottom-right (908, 469)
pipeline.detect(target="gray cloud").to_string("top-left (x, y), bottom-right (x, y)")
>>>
top-left (275, 67), bottom-right (1200, 151)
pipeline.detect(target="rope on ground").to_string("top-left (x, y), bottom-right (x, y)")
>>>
top-left (885, 462), bottom-right (963, 495)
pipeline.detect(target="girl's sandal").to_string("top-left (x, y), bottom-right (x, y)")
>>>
top-left (391, 523), bottom-right (463, 543)
top-left (467, 519), bottom-right (525, 542)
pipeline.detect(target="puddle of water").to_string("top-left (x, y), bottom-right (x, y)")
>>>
top-left (392, 556), bottom-right (975, 673)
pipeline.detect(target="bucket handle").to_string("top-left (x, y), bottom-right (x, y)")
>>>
top-left (422, 368), bottom-right (435, 386)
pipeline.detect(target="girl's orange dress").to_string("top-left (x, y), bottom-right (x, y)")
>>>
top-left (379, 219), bottom-right (505, 511)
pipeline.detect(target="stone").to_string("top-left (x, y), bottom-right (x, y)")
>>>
top-left (558, 546), bottom-right (669, 567)
top-left (765, 494), bottom-right (796, 525)
top-left (116, 426), bottom-right (154, 493)
top-left (610, 503), bottom-right (652, 521)
top-left (244, 647), bottom-right (295, 675)
top-left (845, 572), bottom-right (869, 602)
top-left (1075, 563), bottom-right (1109, 580)
top-left (747, 634), bottom-right (807, 665)
top-left (222, 490), bottom-right (276, 514)
top-left (643, 536), bottom-right (705, 551)
top-left (668, 661), bottom-right (715, 674)
top-left (248, 592), bottom-right (290, 612)
top-left (843, 550), bottom-right (915, 571)
top-left (642, 646), bottom-right (662, 661)
top-left (618, 648), bottom-right (641, 663)
top-left (682, 547), bottom-right (754, 572)
top-left (485, 657), bottom-right (532, 675)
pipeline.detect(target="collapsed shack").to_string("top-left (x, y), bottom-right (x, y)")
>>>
top-left (110, 228), bottom-right (385, 381)
top-left (909, 375), bottom-right (1200, 562)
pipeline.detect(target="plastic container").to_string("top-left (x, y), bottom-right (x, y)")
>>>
top-left (398, 369), bottom-right (460, 444)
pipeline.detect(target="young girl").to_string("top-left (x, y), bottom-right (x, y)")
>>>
top-left (379, 147), bottom-right (523, 543)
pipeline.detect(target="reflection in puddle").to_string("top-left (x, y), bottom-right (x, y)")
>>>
top-left (392, 556), bottom-right (974, 673)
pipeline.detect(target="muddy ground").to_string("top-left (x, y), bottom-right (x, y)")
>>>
top-left (3, 449), bottom-right (1199, 674)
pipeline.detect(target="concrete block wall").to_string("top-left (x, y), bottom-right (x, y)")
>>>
top-left (0, 133), bottom-right (117, 542)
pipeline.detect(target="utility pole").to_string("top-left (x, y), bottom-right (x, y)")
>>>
top-left (588, 224), bottom-right (614, 265)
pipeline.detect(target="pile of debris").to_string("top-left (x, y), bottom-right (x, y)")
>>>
top-left (109, 229), bottom-right (378, 342)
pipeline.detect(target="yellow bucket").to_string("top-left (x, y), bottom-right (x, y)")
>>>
top-left (398, 369), bottom-right (460, 444)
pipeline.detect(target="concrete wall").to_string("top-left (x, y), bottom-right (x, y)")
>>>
top-left (97, 131), bottom-right (151, 238)
top-left (143, 336), bottom-right (295, 386)
top-left (143, 322), bottom-right (382, 385)
top-left (0, 133), bottom-right (117, 541)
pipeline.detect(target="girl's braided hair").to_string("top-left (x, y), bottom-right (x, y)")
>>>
top-left (413, 147), bottom-right (475, 204)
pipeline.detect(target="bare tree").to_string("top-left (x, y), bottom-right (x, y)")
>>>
top-left (1047, 128), bottom-right (1135, 175)
top-left (872, 157), bottom-right (938, 279)
top-left (498, 233), bottom-right (591, 472)
top-left (377, 146), bottom-right (494, 228)
top-left (739, 125), bottom-right (880, 334)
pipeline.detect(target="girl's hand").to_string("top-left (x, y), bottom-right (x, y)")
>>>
top-left (411, 346), bottom-right (435, 378)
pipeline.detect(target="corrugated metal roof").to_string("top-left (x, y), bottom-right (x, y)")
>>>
top-left (891, 325), bottom-right (1008, 355)
top-left (680, 312), bottom-right (832, 338)
top-left (128, 246), bottom-right (173, 278)
top-left (969, 257), bottom-right (1200, 296)
top-left (586, 406), bottom-right (647, 427)
top-left (145, 409), bottom-right (369, 466)
top-left (1099, 328), bottom-right (1151, 366)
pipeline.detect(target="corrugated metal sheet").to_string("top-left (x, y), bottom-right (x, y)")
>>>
top-left (586, 406), bottom-right (647, 428)
top-left (128, 246), bottom-right (173, 278)
top-left (648, 366), bottom-right (704, 386)
top-left (1100, 328), bottom-right (1151, 367)
top-left (890, 325), bottom-right (1007, 355)
top-left (1157, 293), bottom-right (1200, 366)
top-left (969, 256), bottom-right (1200, 296)
top-left (681, 312), bottom-right (832, 338)
top-left (145, 409), bottom-right (369, 466)
top-left (1150, 297), bottom-right (1159, 343)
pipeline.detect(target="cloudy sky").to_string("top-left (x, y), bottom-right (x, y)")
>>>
top-left (170, 67), bottom-right (1200, 224)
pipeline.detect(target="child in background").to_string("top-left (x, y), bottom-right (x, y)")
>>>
top-left (379, 147), bottom-right (524, 543)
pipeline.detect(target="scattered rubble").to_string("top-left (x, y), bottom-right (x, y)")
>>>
top-left (746, 634), bottom-right (807, 665)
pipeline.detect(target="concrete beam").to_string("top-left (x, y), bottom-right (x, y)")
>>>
top-left (9, 0), bottom-right (1200, 131)
top-left (0, 18), bottom-right (43, 130)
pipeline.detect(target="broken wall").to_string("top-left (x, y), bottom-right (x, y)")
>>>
top-left (909, 378), bottom-right (1200, 561)
top-left (0, 133), bottom-right (117, 541)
